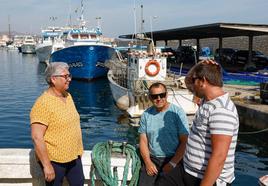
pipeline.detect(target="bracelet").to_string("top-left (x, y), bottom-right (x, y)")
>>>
top-left (168, 161), bottom-right (177, 168)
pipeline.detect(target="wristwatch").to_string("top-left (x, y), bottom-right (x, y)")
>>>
top-left (168, 161), bottom-right (177, 168)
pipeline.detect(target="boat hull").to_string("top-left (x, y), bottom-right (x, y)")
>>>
top-left (36, 44), bottom-right (52, 62)
top-left (50, 45), bottom-right (116, 80)
top-left (21, 44), bottom-right (36, 54)
top-left (108, 70), bottom-right (129, 110)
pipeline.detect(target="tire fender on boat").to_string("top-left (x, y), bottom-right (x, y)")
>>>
top-left (145, 60), bottom-right (160, 76)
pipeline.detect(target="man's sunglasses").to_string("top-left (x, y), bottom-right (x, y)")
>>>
top-left (150, 92), bottom-right (167, 100)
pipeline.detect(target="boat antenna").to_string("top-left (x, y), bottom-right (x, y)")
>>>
top-left (96, 17), bottom-right (101, 30)
top-left (68, 0), bottom-right (72, 27)
top-left (80, 0), bottom-right (86, 29)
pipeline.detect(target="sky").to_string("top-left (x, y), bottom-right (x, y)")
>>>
top-left (1, 0), bottom-right (268, 38)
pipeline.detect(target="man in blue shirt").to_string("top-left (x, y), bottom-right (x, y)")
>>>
top-left (138, 82), bottom-right (189, 186)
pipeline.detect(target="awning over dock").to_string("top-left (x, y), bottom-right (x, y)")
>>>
top-left (119, 22), bottom-right (268, 40)
top-left (119, 22), bottom-right (268, 66)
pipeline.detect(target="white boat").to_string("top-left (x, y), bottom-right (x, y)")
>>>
top-left (6, 44), bottom-right (18, 51)
top-left (21, 36), bottom-right (36, 54)
top-left (108, 38), bottom-right (198, 125)
top-left (13, 35), bottom-right (25, 51)
top-left (36, 27), bottom-right (62, 62)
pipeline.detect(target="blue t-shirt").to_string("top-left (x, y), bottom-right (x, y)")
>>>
top-left (138, 103), bottom-right (189, 157)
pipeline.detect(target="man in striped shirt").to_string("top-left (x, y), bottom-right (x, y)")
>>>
top-left (157, 60), bottom-right (239, 186)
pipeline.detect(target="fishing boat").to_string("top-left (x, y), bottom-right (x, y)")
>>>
top-left (50, 1), bottom-right (116, 80)
top-left (36, 27), bottom-right (62, 63)
top-left (107, 37), bottom-right (198, 125)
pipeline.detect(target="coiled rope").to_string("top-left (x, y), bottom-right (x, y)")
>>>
top-left (91, 141), bottom-right (141, 186)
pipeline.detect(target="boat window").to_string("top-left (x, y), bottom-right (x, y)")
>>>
top-left (90, 34), bottom-right (97, 39)
top-left (72, 34), bottom-right (79, 39)
top-left (80, 34), bottom-right (89, 39)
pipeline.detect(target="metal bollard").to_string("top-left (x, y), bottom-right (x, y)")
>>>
top-left (108, 140), bottom-right (113, 154)
top-left (122, 141), bottom-right (127, 156)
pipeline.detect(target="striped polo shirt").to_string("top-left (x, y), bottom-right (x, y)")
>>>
top-left (183, 93), bottom-right (239, 183)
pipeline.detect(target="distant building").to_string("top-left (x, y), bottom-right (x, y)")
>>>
top-left (0, 35), bottom-right (10, 46)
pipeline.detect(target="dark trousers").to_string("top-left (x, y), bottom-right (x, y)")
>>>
top-left (138, 155), bottom-right (172, 186)
top-left (44, 157), bottom-right (84, 186)
top-left (156, 162), bottom-right (231, 186)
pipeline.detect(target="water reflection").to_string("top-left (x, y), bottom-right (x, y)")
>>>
top-left (233, 125), bottom-right (268, 185)
top-left (68, 79), bottom-right (138, 150)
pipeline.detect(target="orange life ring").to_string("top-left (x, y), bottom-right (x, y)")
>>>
top-left (145, 60), bottom-right (160, 76)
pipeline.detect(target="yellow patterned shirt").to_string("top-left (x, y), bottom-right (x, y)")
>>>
top-left (30, 91), bottom-right (84, 163)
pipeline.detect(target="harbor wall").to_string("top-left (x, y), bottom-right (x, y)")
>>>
top-left (0, 149), bottom-right (132, 186)
top-left (234, 100), bottom-right (268, 130)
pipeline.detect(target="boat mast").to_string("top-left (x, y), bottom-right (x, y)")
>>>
top-left (132, 0), bottom-right (137, 43)
top-left (140, 5), bottom-right (144, 35)
top-left (8, 15), bottom-right (11, 43)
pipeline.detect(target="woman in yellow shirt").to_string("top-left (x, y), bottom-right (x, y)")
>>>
top-left (30, 62), bottom-right (84, 186)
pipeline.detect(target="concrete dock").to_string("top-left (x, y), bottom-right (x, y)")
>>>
top-left (224, 84), bottom-right (268, 130)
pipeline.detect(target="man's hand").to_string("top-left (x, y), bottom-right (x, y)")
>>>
top-left (43, 163), bottom-right (55, 182)
top-left (145, 160), bottom-right (158, 176)
top-left (162, 163), bottom-right (174, 174)
top-left (201, 59), bottom-right (219, 65)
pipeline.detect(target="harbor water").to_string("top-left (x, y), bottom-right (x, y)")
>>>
top-left (0, 49), bottom-right (267, 185)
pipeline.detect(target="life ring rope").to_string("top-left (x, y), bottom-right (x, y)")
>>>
top-left (145, 60), bottom-right (160, 76)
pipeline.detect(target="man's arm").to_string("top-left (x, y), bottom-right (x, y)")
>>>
top-left (31, 123), bottom-right (55, 182)
top-left (200, 134), bottom-right (232, 186)
top-left (139, 133), bottom-right (158, 176)
top-left (162, 134), bottom-right (188, 173)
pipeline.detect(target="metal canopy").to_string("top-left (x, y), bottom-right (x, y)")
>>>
top-left (119, 23), bottom-right (268, 41)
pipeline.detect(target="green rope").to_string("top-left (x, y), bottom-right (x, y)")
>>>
top-left (91, 141), bottom-right (141, 186)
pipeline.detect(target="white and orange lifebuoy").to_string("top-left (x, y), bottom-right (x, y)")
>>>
top-left (145, 60), bottom-right (160, 76)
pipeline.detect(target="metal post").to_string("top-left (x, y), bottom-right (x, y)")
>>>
top-left (218, 37), bottom-right (222, 63)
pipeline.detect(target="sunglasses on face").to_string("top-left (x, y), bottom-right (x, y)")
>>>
top-left (53, 74), bottom-right (72, 80)
top-left (150, 92), bottom-right (167, 100)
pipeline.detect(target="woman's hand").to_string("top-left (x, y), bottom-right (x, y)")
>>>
top-left (43, 163), bottom-right (55, 182)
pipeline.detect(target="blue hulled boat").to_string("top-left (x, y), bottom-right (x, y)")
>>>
top-left (50, 37), bottom-right (116, 80)
top-left (50, 1), bottom-right (116, 80)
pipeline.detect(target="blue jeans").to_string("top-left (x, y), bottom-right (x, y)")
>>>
top-left (44, 156), bottom-right (84, 186)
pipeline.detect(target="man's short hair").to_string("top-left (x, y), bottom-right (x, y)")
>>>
top-left (149, 82), bottom-right (167, 94)
top-left (185, 60), bottom-right (223, 89)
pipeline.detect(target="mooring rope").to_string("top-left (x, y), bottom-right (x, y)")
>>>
top-left (239, 127), bottom-right (268, 134)
top-left (91, 141), bottom-right (141, 186)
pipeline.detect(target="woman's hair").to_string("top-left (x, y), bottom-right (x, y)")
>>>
top-left (45, 62), bottom-right (69, 85)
